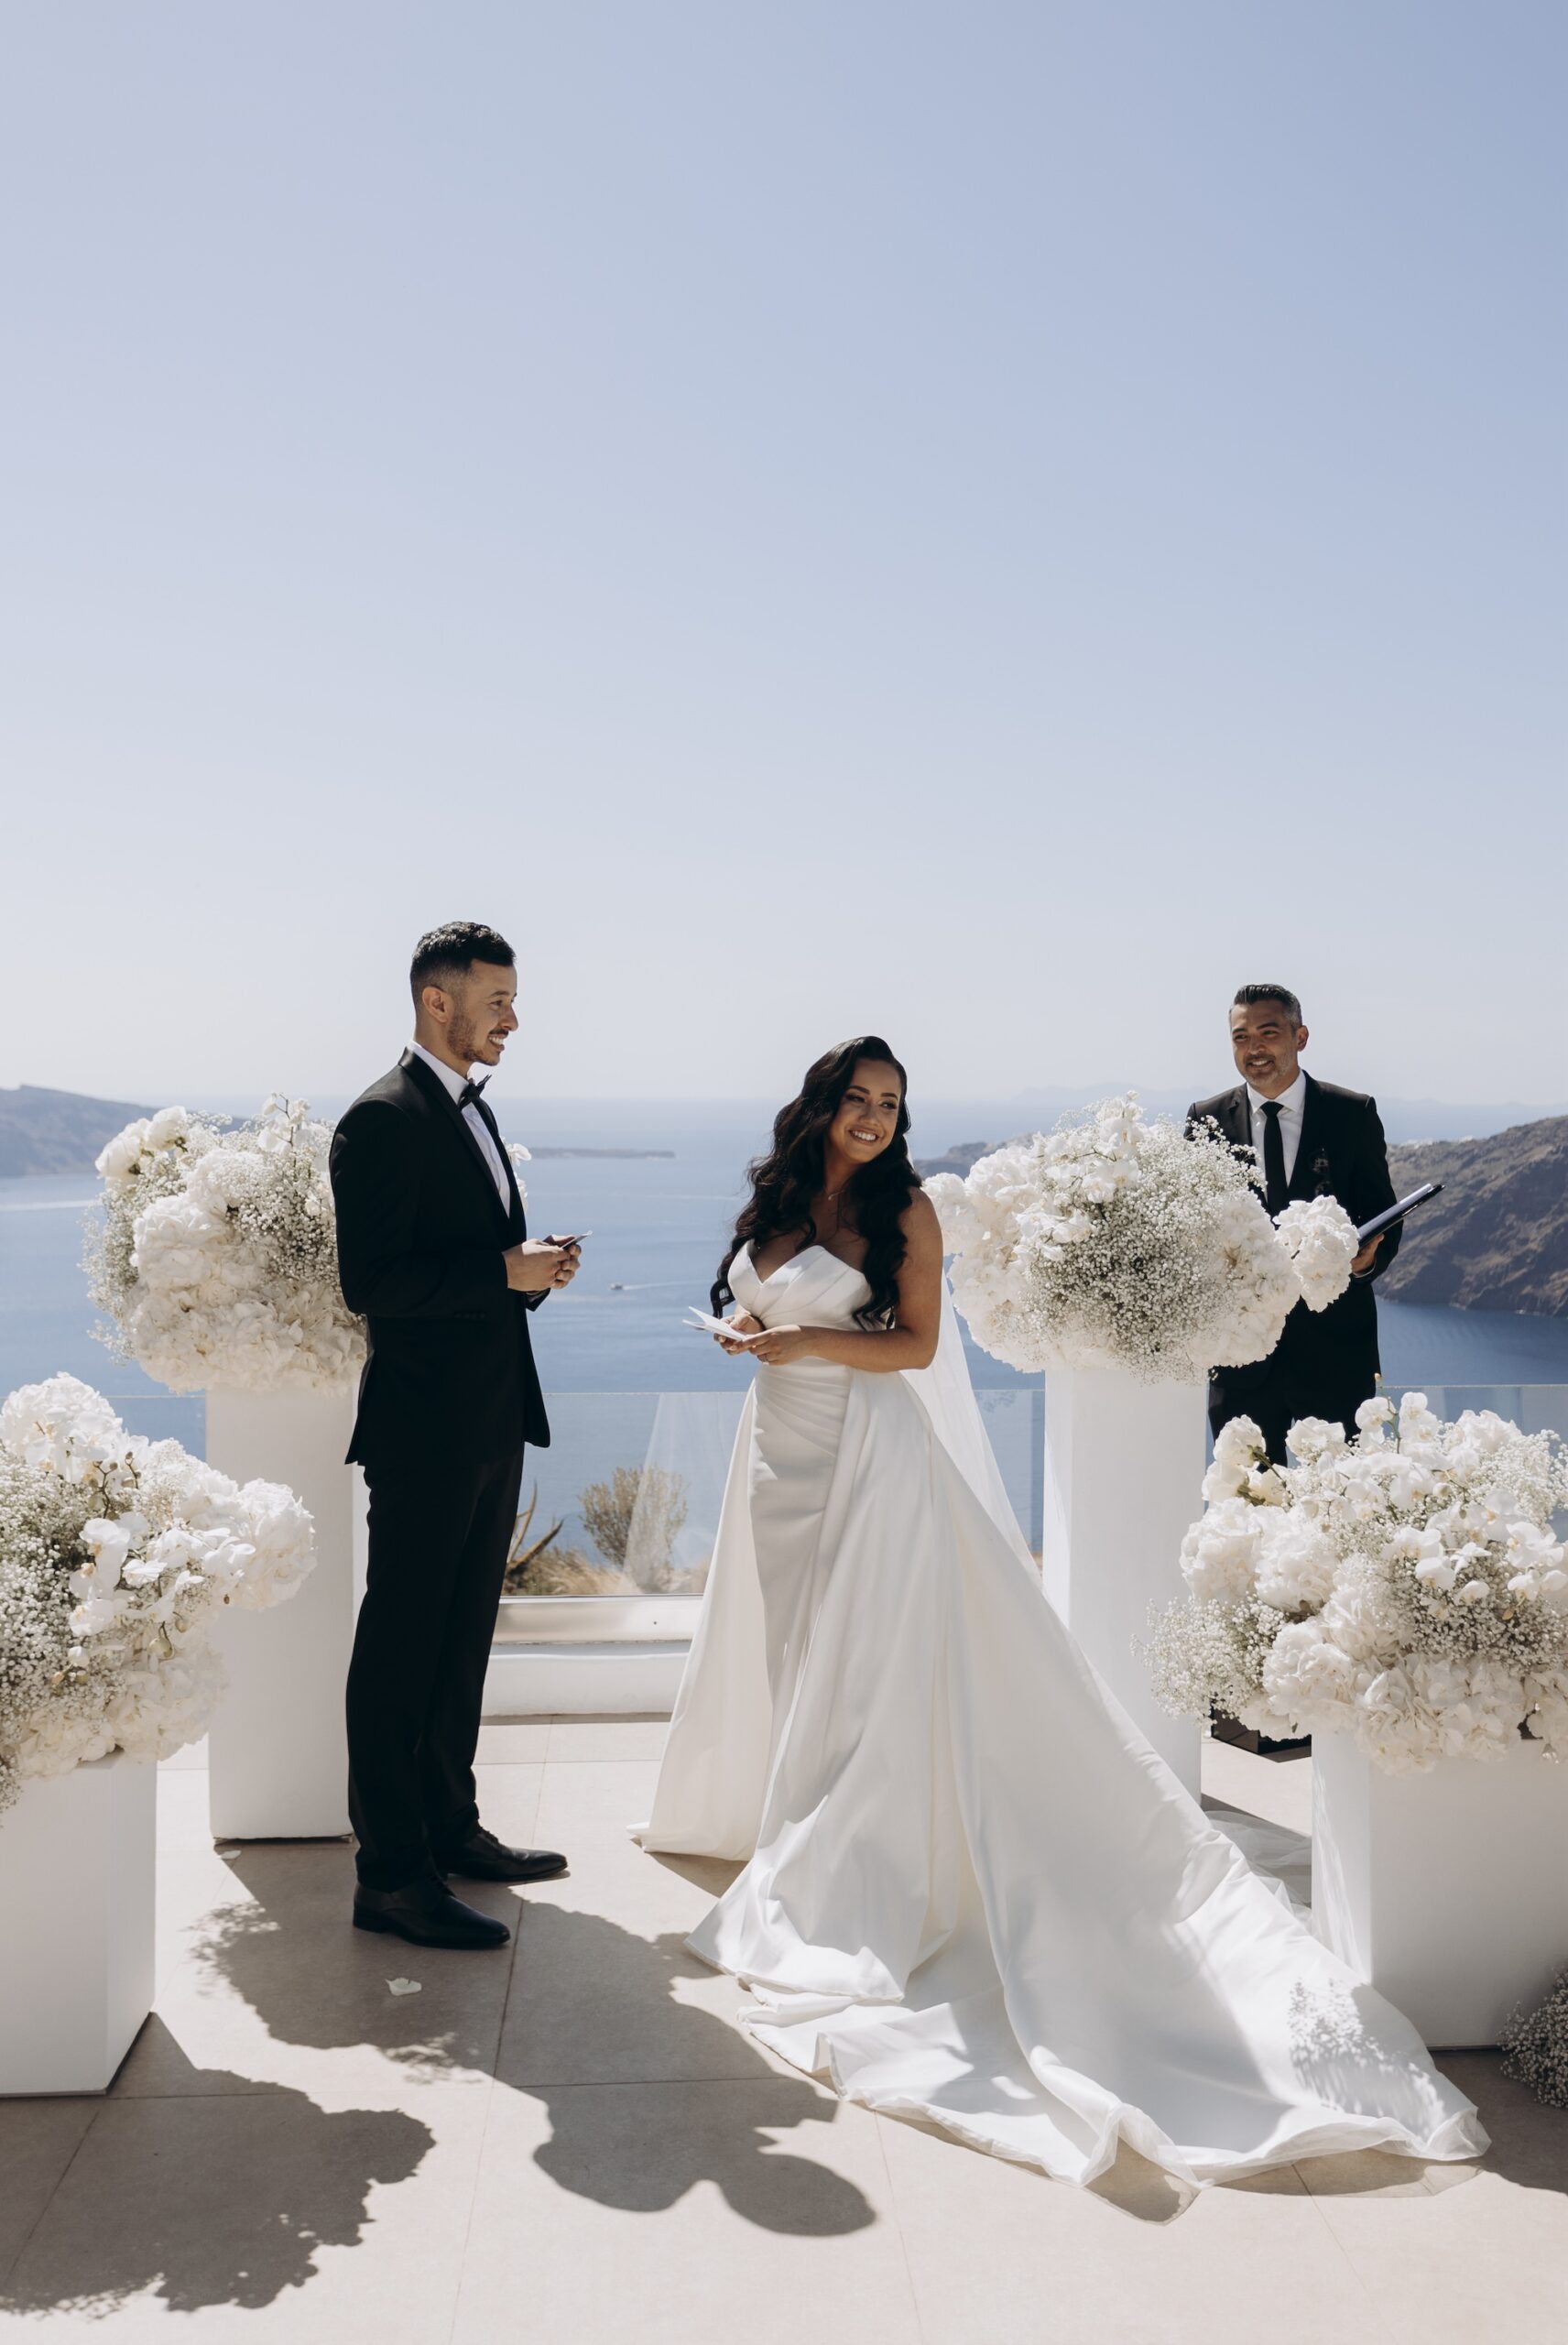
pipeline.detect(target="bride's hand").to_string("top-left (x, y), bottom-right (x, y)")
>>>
top-left (716, 1310), bottom-right (762, 1355)
top-left (741, 1323), bottom-right (817, 1366)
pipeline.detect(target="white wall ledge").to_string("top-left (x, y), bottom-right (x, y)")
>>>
top-left (484, 1640), bottom-right (688, 1718)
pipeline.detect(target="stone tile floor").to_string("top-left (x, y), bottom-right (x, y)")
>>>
top-left (1, 1721), bottom-right (1563, 2340)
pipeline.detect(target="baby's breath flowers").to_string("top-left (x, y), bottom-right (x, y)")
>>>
top-left (0, 1376), bottom-right (315, 1814)
top-left (927, 1095), bottom-right (1357, 1381)
top-left (1501, 1966), bottom-right (1568, 2108)
top-left (88, 1097), bottom-right (365, 1393)
top-left (1149, 1399), bottom-right (1568, 1773)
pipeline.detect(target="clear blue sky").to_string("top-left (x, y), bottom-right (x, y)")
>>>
top-left (3, 2), bottom-right (1563, 1107)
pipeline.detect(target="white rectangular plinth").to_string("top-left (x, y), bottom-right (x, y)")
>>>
top-left (484, 1642), bottom-right (688, 1718)
top-left (1040, 1367), bottom-right (1205, 1797)
top-left (205, 1389), bottom-right (363, 1840)
top-left (1312, 1728), bottom-right (1568, 2047)
top-left (0, 1753), bottom-right (156, 2095)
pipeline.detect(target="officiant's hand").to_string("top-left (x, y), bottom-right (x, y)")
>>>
top-left (505, 1239), bottom-right (575, 1292)
top-left (1351, 1235), bottom-right (1383, 1277)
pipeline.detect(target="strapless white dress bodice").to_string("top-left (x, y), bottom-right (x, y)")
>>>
top-left (729, 1239), bottom-right (872, 1332)
top-left (634, 1240), bottom-right (1486, 2189)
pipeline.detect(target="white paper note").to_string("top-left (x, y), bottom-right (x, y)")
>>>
top-left (683, 1306), bottom-right (747, 1338)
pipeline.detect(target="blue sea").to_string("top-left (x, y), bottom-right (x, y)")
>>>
top-left (5, 1096), bottom-right (1566, 1561)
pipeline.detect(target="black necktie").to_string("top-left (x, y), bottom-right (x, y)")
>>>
top-left (1259, 1099), bottom-right (1288, 1215)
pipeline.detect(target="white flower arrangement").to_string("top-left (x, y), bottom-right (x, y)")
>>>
top-left (87, 1096), bottom-right (365, 1394)
top-left (1148, 1396), bottom-right (1568, 1773)
top-left (1273, 1195), bottom-right (1361, 1312)
top-left (0, 1375), bottom-right (315, 1813)
top-left (927, 1095), bottom-right (1357, 1381)
top-left (1501, 1964), bottom-right (1568, 2108)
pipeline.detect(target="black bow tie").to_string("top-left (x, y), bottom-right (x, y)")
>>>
top-left (458, 1078), bottom-right (490, 1109)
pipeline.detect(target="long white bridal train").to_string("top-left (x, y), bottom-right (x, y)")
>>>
top-left (633, 1243), bottom-right (1486, 2188)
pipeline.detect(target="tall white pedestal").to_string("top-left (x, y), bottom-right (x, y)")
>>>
top-left (1312, 1728), bottom-right (1568, 2047)
top-left (205, 1388), bottom-right (363, 1840)
top-left (1040, 1367), bottom-right (1205, 1798)
top-left (0, 1754), bottom-right (156, 2095)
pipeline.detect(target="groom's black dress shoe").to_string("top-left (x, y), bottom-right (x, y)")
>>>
top-left (353, 1876), bottom-right (510, 1949)
top-left (434, 1826), bottom-right (568, 1884)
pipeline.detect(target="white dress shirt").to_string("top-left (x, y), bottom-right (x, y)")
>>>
top-left (1245, 1070), bottom-right (1307, 1185)
top-left (409, 1042), bottom-right (513, 1209)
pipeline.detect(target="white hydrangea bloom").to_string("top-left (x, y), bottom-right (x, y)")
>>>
top-left (1254, 1512), bottom-right (1339, 1614)
top-left (0, 1374), bottom-right (317, 1808)
top-left (1272, 1196), bottom-right (1360, 1312)
top-left (1150, 1388), bottom-right (1568, 1774)
top-left (1180, 1499), bottom-right (1265, 1605)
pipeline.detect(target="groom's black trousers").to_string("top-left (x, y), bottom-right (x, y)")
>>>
top-left (346, 1447), bottom-right (523, 1892)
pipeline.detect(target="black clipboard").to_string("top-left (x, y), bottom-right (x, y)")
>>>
top-left (1356, 1183), bottom-right (1443, 1246)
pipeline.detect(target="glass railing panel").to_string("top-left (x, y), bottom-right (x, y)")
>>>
top-left (506, 1391), bottom-right (747, 1601)
top-left (82, 1382), bottom-right (1563, 1646)
top-left (95, 1394), bottom-right (207, 1451)
top-left (1385, 1383), bottom-right (1568, 1440)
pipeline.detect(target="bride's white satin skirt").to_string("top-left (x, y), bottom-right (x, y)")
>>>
top-left (634, 1359), bottom-right (1486, 2189)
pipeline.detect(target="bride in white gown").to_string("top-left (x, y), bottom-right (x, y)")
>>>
top-left (634, 1038), bottom-right (1486, 2188)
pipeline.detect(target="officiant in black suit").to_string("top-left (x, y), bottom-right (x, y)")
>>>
top-left (1187, 984), bottom-right (1401, 1467)
top-left (331, 922), bottom-right (579, 1949)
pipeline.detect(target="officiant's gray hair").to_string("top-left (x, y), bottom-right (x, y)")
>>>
top-left (409, 921), bottom-right (517, 1002)
top-left (1232, 983), bottom-right (1302, 1024)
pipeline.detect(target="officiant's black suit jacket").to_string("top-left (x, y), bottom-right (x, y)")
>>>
top-left (1184, 1074), bottom-right (1401, 1423)
top-left (330, 1051), bottom-right (550, 1468)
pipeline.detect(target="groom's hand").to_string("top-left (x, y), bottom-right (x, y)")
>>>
top-left (505, 1239), bottom-right (574, 1292)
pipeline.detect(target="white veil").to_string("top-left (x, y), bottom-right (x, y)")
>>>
top-left (901, 1281), bottom-right (1036, 1572)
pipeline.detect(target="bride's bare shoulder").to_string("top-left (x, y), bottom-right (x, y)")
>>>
top-left (900, 1189), bottom-right (942, 1247)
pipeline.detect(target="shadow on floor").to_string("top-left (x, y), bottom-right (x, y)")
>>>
top-left (1437, 2053), bottom-right (1568, 2196)
top-left (191, 1842), bottom-right (515, 2076)
top-left (191, 1857), bottom-right (876, 2239)
top-left (497, 1902), bottom-right (877, 2235)
top-left (0, 2023), bottom-right (431, 2318)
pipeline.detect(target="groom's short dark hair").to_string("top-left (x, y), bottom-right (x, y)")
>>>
top-left (409, 921), bottom-right (517, 1003)
top-left (1232, 983), bottom-right (1302, 1024)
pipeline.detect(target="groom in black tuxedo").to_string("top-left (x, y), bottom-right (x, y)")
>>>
top-left (331, 922), bottom-right (579, 1949)
top-left (1187, 984), bottom-right (1401, 1467)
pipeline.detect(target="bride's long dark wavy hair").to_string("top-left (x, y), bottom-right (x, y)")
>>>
top-left (713, 1036), bottom-right (920, 1329)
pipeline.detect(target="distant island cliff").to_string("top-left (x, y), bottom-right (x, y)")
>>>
top-left (915, 1116), bottom-right (1568, 1320)
top-left (0, 1085), bottom-right (154, 1178)
top-left (0, 1085), bottom-right (674, 1176)
top-left (1377, 1118), bottom-right (1568, 1317)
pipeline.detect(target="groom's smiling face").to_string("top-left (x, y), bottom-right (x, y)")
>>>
top-left (429, 960), bottom-right (519, 1071)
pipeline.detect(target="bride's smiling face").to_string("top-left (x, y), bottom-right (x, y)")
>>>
top-left (827, 1060), bottom-right (904, 1170)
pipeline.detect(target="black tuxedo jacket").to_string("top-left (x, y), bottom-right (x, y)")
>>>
top-left (330, 1051), bottom-right (550, 1468)
top-left (1184, 1074), bottom-right (1400, 1398)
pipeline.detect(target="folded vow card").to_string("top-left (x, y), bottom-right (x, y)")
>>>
top-left (683, 1306), bottom-right (746, 1336)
